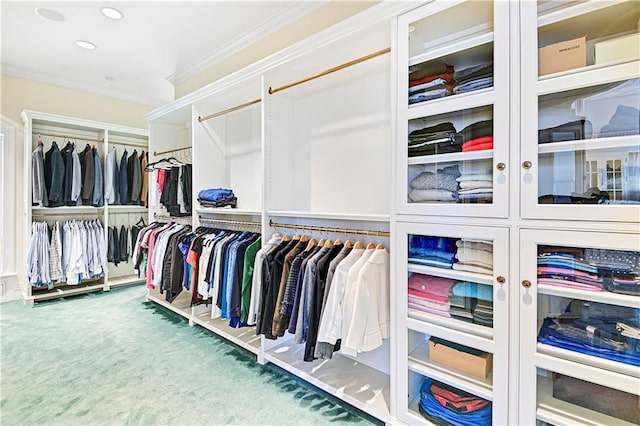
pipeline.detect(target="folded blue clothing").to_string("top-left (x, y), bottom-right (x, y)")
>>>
top-left (538, 318), bottom-right (640, 366)
top-left (198, 188), bottom-right (234, 202)
top-left (453, 76), bottom-right (494, 94)
top-left (419, 379), bottom-right (492, 426)
top-left (409, 257), bottom-right (454, 269)
top-left (409, 247), bottom-right (457, 263)
top-left (410, 235), bottom-right (457, 253)
top-left (453, 282), bottom-right (494, 301)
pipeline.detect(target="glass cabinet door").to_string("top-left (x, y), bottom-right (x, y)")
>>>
top-left (395, 221), bottom-right (509, 425)
top-left (520, 1), bottom-right (640, 222)
top-left (520, 228), bottom-right (640, 425)
top-left (396, 0), bottom-right (509, 219)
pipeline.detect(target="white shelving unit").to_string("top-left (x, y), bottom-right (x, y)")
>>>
top-left (21, 110), bottom-right (149, 304)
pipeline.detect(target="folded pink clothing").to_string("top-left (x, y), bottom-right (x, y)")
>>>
top-left (537, 278), bottom-right (603, 291)
top-left (408, 287), bottom-right (450, 304)
top-left (408, 294), bottom-right (450, 311)
top-left (408, 274), bottom-right (455, 297)
top-left (408, 302), bottom-right (451, 317)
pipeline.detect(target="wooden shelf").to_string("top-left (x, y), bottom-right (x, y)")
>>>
top-left (405, 316), bottom-right (494, 352)
top-left (267, 211), bottom-right (390, 223)
top-left (408, 149), bottom-right (494, 166)
top-left (191, 311), bottom-right (261, 355)
top-left (408, 340), bottom-right (493, 400)
top-left (262, 342), bottom-right (393, 424)
top-left (407, 88), bottom-right (494, 120)
top-left (29, 282), bottom-right (105, 302)
top-left (147, 290), bottom-right (191, 319)
top-left (537, 283), bottom-right (640, 309)
top-left (537, 135), bottom-right (639, 155)
top-left (408, 263), bottom-right (494, 285)
top-left (108, 275), bottom-right (144, 288)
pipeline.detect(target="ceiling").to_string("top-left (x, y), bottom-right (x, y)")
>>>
top-left (1, 1), bottom-right (325, 106)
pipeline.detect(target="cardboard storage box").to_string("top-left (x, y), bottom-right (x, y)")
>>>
top-left (595, 33), bottom-right (640, 65)
top-left (552, 373), bottom-right (640, 424)
top-left (428, 339), bottom-right (493, 378)
top-left (539, 36), bottom-right (586, 76)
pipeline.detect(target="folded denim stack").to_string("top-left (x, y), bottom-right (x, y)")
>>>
top-left (538, 302), bottom-right (640, 366)
top-left (408, 235), bottom-right (458, 268)
top-left (408, 63), bottom-right (455, 104)
top-left (197, 188), bottom-right (237, 208)
top-left (452, 62), bottom-right (494, 94)
top-left (419, 378), bottom-right (492, 426)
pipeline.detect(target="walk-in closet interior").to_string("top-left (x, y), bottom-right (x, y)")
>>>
top-left (11, 1), bottom-right (639, 425)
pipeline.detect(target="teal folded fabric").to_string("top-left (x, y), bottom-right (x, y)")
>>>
top-left (452, 282), bottom-right (493, 301)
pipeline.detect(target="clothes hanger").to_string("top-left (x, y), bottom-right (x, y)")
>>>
top-left (345, 240), bottom-right (353, 248)
top-left (324, 239), bottom-right (333, 248)
top-left (334, 239), bottom-right (343, 245)
top-left (318, 238), bottom-right (326, 246)
top-left (305, 237), bottom-right (317, 250)
top-left (376, 243), bottom-right (386, 250)
top-left (37, 133), bottom-right (43, 145)
top-left (366, 242), bottom-right (375, 249)
top-left (292, 234), bottom-right (301, 240)
top-left (300, 234), bottom-right (309, 242)
top-left (282, 234), bottom-right (292, 241)
top-left (354, 241), bottom-right (364, 249)
top-left (272, 232), bottom-right (282, 239)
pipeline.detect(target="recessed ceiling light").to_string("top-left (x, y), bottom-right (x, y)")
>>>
top-left (75, 40), bottom-right (97, 50)
top-left (36, 7), bottom-right (67, 22)
top-left (100, 7), bottom-right (123, 20)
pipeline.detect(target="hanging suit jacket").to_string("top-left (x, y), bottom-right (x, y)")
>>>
top-left (119, 150), bottom-right (129, 204)
top-left (61, 142), bottom-right (75, 205)
top-left (80, 144), bottom-right (95, 202)
top-left (32, 143), bottom-right (48, 206)
top-left (119, 225), bottom-right (129, 262)
top-left (140, 151), bottom-right (148, 206)
top-left (92, 148), bottom-right (104, 207)
top-left (105, 148), bottom-right (118, 204)
top-left (44, 142), bottom-right (65, 206)
top-left (128, 150), bottom-right (142, 203)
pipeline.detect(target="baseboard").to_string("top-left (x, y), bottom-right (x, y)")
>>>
top-left (0, 273), bottom-right (21, 303)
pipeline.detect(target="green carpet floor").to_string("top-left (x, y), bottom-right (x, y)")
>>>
top-left (0, 285), bottom-right (380, 425)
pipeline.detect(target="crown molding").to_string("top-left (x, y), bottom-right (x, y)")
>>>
top-left (146, 1), bottom-right (417, 122)
top-left (2, 65), bottom-right (166, 107)
top-left (165, 1), bottom-right (326, 86)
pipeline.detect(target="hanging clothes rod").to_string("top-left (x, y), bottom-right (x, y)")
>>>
top-left (33, 131), bottom-right (103, 143)
top-left (268, 47), bottom-right (391, 95)
top-left (199, 217), bottom-right (261, 230)
top-left (269, 220), bottom-right (390, 237)
top-left (153, 212), bottom-right (192, 224)
top-left (198, 98), bottom-right (261, 122)
top-left (153, 146), bottom-right (192, 156)
top-left (109, 140), bottom-right (149, 148)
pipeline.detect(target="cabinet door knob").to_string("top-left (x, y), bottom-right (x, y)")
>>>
top-left (496, 275), bottom-right (506, 284)
top-left (522, 160), bottom-right (532, 170)
top-left (496, 162), bottom-right (506, 171)
top-left (521, 279), bottom-right (532, 288)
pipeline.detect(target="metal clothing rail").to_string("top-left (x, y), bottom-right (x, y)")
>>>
top-left (197, 98), bottom-right (261, 122)
top-left (268, 47), bottom-right (391, 95)
top-left (33, 131), bottom-right (103, 143)
top-left (153, 212), bottom-right (192, 224)
top-left (109, 140), bottom-right (149, 148)
top-left (269, 220), bottom-right (390, 237)
top-left (153, 146), bottom-right (192, 156)
top-left (199, 216), bottom-right (261, 231)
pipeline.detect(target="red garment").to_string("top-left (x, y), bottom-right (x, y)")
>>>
top-left (409, 73), bottom-right (454, 87)
top-left (157, 169), bottom-right (166, 193)
top-left (462, 136), bottom-right (493, 152)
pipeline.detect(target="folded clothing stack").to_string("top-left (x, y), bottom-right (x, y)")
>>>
top-left (453, 63), bottom-right (494, 94)
top-left (451, 281), bottom-right (494, 327)
top-left (408, 122), bottom-right (460, 157)
top-left (408, 274), bottom-right (456, 318)
top-left (408, 235), bottom-right (458, 268)
top-left (409, 165), bottom-right (461, 203)
top-left (408, 63), bottom-right (455, 105)
top-left (197, 188), bottom-right (237, 208)
top-left (537, 246), bottom-right (603, 292)
top-left (453, 239), bottom-right (494, 275)
top-left (419, 378), bottom-right (492, 426)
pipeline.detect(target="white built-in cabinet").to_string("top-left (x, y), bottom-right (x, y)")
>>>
top-left (143, 0), bottom-right (639, 424)
top-left (21, 110), bottom-right (149, 304)
top-left (394, 1), bottom-right (639, 425)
